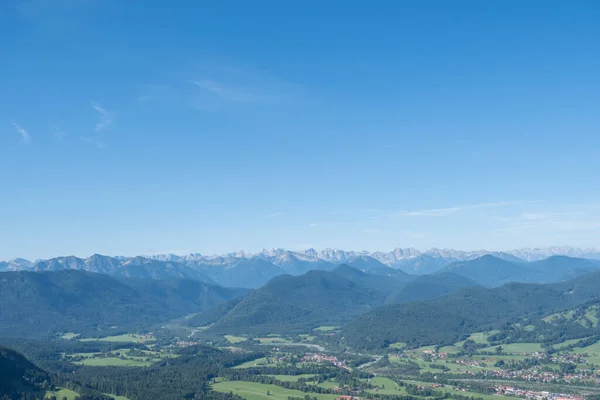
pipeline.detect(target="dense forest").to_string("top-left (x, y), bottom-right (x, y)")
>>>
top-left (0, 270), bottom-right (246, 338)
top-left (343, 269), bottom-right (600, 349)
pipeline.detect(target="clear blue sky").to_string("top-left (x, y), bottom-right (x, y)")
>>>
top-left (1, 0), bottom-right (599, 260)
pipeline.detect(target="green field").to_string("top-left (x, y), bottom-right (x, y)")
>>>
top-left (75, 357), bottom-right (152, 367)
top-left (465, 330), bottom-right (500, 344)
top-left (573, 340), bottom-right (600, 364)
top-left (79, 333), bottom-right (154, 343)
top-left (225, 335), bottom-right (247, 343)
top-left (485, 343), bottom-right (544, 354)
top-left (267, 374), bottom-right (317, 382)
top-left (299, 334), bottom-right (316, 341)
top-left (312, 326), bottom-right (338, 332)
top-left (438, 345), bottom-right (462, 354)
top-left (68, 348), bottom-right (174, 367)
top-left (389, 341), bottom-right (407, 349)
top-left (212, 380), bottom-right (339, 400)
top-left (45, 388), bottom-right (79, 400)
top-left (256, 337), bottom-right (292, 344)
top-left (233, 357), bottom-right (287, 369)
top-left (367, 377), bottom-right (404, 395)
top-left (103, 394), bottom-right (130, 400)
top-left (60, 332), bottom-right (80, 340)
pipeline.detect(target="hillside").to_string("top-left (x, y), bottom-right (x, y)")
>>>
top-left (331, 264), bottom-right (410, 294)
top-left (343, 269), bottom-right (600, 350)
top-left (440, 255), bottom-right (541, 286)
top-left (527, 255), bottom-right (599, 282)
top-left (193, 258), bottom-right (286, 288)
top-left (114, 257), bottom-right (215, 283)
top-left (0, 270), bottom-right (246, 338)
top-left (193, 267), bottom-right (387, 333)
top-left (385, 272), bottom-right (478, 304)
top-left (0, 346), bottom-right (48, 398)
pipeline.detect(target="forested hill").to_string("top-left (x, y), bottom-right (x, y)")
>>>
top-left (439, 255), bottom-right (598, 287)
top-left (191, 266), bottom-right (401, 333)
top-left (0, 270), bottom-right (247, 339)
top-left (385, 272), bottom-right (478, 304)
top-left (343, 268), bottom-right (600, 350)
top-left (0, 346), bottom-right (49, 399)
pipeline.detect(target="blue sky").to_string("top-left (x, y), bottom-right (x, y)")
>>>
top-left (1, 0), bottom-right (599, 260)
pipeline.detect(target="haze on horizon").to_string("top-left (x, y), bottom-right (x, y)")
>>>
top-left (1, 1), bottom-right (599, 260)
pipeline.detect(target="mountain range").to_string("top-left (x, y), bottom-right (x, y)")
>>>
top-left (2, 247), bottom-right (600, 289)
top-left (0, 270), bottom-right (246, 338)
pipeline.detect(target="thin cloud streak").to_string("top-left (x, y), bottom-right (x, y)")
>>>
top-left (396, 201), bottom-right (539, 217)
top-left (92, 102), bottom-right (113, 131)
top-left (11, 122), bottom-right (31, 143)
top-left (265, 212), bottom-right (284, 219)
top-left (80, 136), bottom-right (105, 149)
top-left (52, 126), bottom-right (67, 141)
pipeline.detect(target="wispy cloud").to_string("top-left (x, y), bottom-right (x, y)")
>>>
top-left (265, 212), bottom-right (284, 219)
top-left (190, 79), bottom-right (281, 104)
top-left (187, 62), bottom-right (300, 110)
top-left (396, 201), bottom-right (534, 217)
top-left (520, 212), bottom-right (550, 221)
top-left (309, 223), bottom-right (322, 227)
top-left (11, 122), bottom-right (31, 144)
top-left (52, 126), bottom-right (67, 141)
top-left (136, 84), bottom-right (176, 104)
top-left (80, 136), bottom-right (105, 149)
top-left (363, 229), bottom-right (380, 234)
top-left (92, 102), bottom-right (113, 131)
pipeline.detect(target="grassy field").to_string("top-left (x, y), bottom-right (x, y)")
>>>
top-left (312, 326), bottom-right (338, 332)
top-left (60, 332), bottom-right (80, 340)
top-left (367, 377), bottom-right (404, 395)
top-left (573, 340), bottom-right (600, 364)
top-left (299, 334), bottom-right (316, 341)
top-left (438, 345), bottom-right (462, 354)
top-left (45, 388), bottom-right (79, 400)
top-left (103, 394), bottom-right (130, 400)
top-left (466, 330), bottom-right (501, 344)
top-left (267, 374), bottom-right (317, 382)
top-left (212, 380), bottom-right (339, 400)
top-left (389, 341), bottom-right (407, 349)
top-left (492, 343), bottom-right (544, 354)
top-left (75, 357), bottom-right (152, 367)
top-left (79, 333), bottom-right (154, 343)
top-left (256, 337), bottom-right (292, 344)
top-left (225, 335), bottom-right (247, 343)
top-left (233, 356), bottom-right (288, 369)
top-left (69, 348), bottom-right (175, 367)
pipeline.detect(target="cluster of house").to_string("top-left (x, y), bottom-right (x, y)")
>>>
top-left (485, 368), bottom-right (600, 384)
top-left (303, 353), bottom-right (350, 370)
top-left (455, 358), bottom-right (488, 367)
top-left (494, 385), bottom-right (584, 400)
top-left (174, 339), bottom-right (200, 347)
top-left (422, 349), bottom-right (449, 358)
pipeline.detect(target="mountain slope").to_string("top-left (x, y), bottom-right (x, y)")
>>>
top-left (0, 270), bottom-right (246, 338)
top-left (194, 258), bottom-right (286, 288)
top-left (343, 269), bottom-right (600, 350)
top-left (385, 272), bottom-right (478, 304)
top-left (0, 346), bottom-right (49, 397)
top-left (115, 257), bottom-right (215, 283)
top-left (440, 255), bottom-right (540, 286)
top-left (194, 268), bottom-right (387, 333)
top-left (527, 256), bottom-right (599, 282)
top-left (331, 264), bottom-right (410, 295)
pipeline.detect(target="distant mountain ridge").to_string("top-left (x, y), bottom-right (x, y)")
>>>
top-left (1, 246), bottom-right (599, 288)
